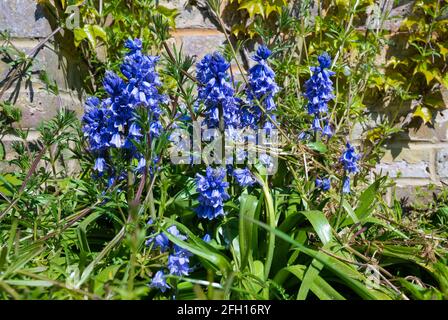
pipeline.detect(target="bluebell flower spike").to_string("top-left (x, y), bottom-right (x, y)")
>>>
top-left (82, 38), bottom-right (166, 179)
top-left (243, 45), bottom-right (279, 129)
top-left (233, 168), bottom-right (256, 187)
top-left (304, 53), bottom-right (335, 138)
top-left (195, 167), bottom-right (230, 220)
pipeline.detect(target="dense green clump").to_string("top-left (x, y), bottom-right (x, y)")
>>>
top-left (0, 0), bottom-right (447, 301)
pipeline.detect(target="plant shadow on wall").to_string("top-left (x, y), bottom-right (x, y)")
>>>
top-left (0, 0), bottom-right (447, 300)
top-left (39, 0), bottom-right (179, 95)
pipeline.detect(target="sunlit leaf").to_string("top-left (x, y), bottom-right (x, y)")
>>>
top-left (413, 105), bottom-right (432, 124)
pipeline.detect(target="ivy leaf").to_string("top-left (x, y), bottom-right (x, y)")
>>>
top-left (156, 5), bottom-right (179, 28)
top-left (384, 72), bottom-right (406, 90)
top-left (231, 24), bottom-right (247, 37)
top-left (366, 127), bottom-right (384, 143)
top-left (387, 56), bottom-right (409, 69)
top-left (265, 0), bottom-right (286, 16)
top-left (92, 25), bottom-right (107, 42)
top-left (424, 92), bottom-right (445, 109)
top-left (83, 25), bottom-right (98, 48)
top-left (74, 25), bottom-right (107, 48)
top-left (414, 62), bottom-right (438, 85)
top-left (73, 27), bottom-right (87, 47)
top-left (239, 0), bottom-right (265, 19)
top-left (437, 43), bottom-right (448, 58)
top-left (402, 17), bottom-right (421, 30)
top-left (413, 105), bottom-right (432, 124)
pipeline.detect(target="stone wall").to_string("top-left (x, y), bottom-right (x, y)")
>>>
top-left (0, 0), bottom-right (447, 202)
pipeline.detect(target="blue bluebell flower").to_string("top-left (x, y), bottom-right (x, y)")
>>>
top-left (136, 157), bottom-right (146, 172)
top-left (243, 45), bottom-right (279, 129)
top-left (146, 224), bottom-right (192, 281)
top-left (103, 71), bottom-right (125, 97)
top-left (339, 143), bottom-right (361, 194)
top-left (82, 38), bottom-right (167, 177)
top-left (316, 177), bottom-right (331, 191)
top-left (233, 168), bottom-right (256, 187)
top-left (82, 97), bottom-right (110, 154)
top-left (195, 167), bottom-right (230, 220)
top-left (124, 38), bottom-right (142, 53)
top-left (94, 157), bottom-right (106, 173)
top-left (202, 234), bottom-right (211, 243)
top-left (150, 270), bottom-right (170, 292)
top-left (342, 176), bottom-right (351, 194)
top-left (167, 225), bottom-right (187, 241)
top-left (259, 153), bottom-right (274, 171)
top-left (304, 53), bottom-right (335, 115)
top-left (303, 52), bottom-right (335, 139)
top-left (340, 142), bottom-right (361, 174)
top-left (146, 232), bottom-right (170, 252)
top-left (196, 53), bottom-right (240, 129)
top-left (312, 117), bottom-right (322, 132)
top-left (318, 52), bottom-right (332, 69)
top-left (110, 133), bottom-right (124, 148)
top-left (298, 131), bottom-right (311, 141)
top-left (322, 121), bottom-right (334, 138)
top-left (167, 253), bottom-right (190, 276)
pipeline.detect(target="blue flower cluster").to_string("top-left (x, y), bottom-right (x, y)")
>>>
top-left (150, 270), bottom-right (170, 292)
top-left (303, 52), bottom-right (335, 137)
top-left (233, 168), bottom-right (256, 187)
top-left (196, 52), bottom-right (240, 129)
top-left (339, 142), bottom-right (361, 193)
top-left (82, 38), bottom-right (167, 176)
top-left (243, 45), bottom-right (279, 130)
top-left (193, 46), bottom-right (277, 220)
top-left (195, 167), bottom-right (230, 220)
top-left (82, 97), bottom-right (110, 172)
top-left (147, 224), bottom-right (192, 292)
top-left (315, 177), bottom-right (331, 191)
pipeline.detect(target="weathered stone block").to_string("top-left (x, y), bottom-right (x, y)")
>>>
top-left (392, 184), bottom-right (440, 206)
top-left (2, 89), bottom-right (82, 129)
top-left (381, 1), bottom-right (414, 31)
top-left (393, 110), bottom-right (448, 143)
top-left (173, 32), bottom-right (226, 59)
top-left (161, 0), bottom-right (216, 29)
top-left (375, 160), bottom-right (430, 178)
top-left (0, 0), bottom-right (52, 38)
top-left (436, 148), bottom-right (448, 178)
top-left (381, 145), bottom-right (430, 164)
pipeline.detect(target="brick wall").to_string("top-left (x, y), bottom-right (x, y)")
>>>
top-left (1, 0), bottom-right (447, 202)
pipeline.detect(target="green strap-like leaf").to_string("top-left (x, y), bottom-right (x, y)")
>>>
top-left (246, 216), bottom-right (396, 300)
top-left (238, 193), bottom-right (259, 270)
top-left (299, 210), bottom-right (335, 245)
top-left (274, 264), bottom-right (346, 300)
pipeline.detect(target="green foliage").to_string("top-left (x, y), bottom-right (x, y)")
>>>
top-left (0, 0), bottom-right (447, 301)
top-left (39, 0), bottom-right (178, 93)
top-left (381, 0), bottom-right (448, 123)
top-left (227, 0), bottom-right (287, 38)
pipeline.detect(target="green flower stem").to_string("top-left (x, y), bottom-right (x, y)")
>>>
top-left (254, 173), bottom-right (276, 283)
